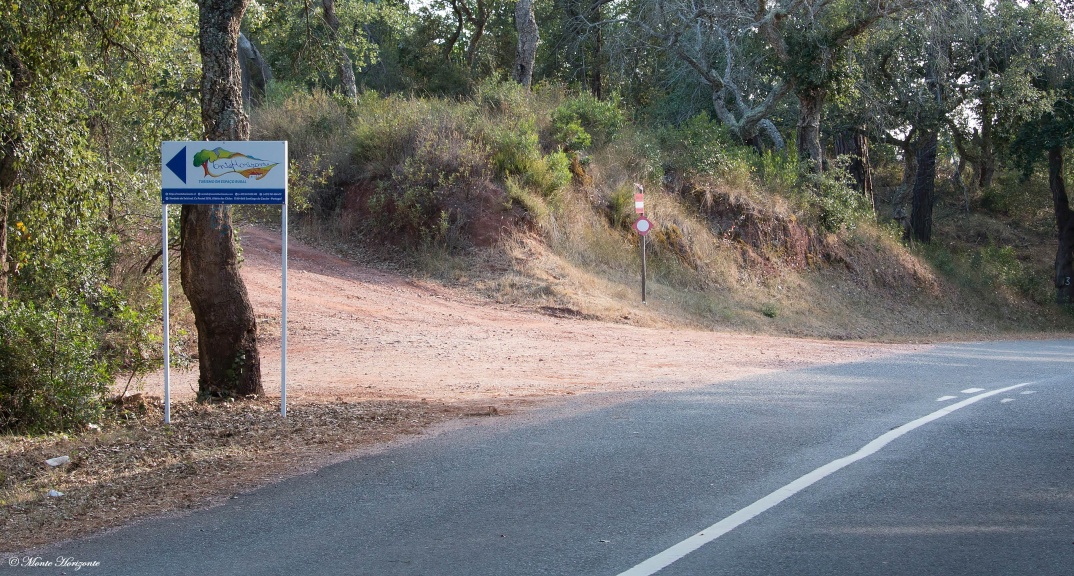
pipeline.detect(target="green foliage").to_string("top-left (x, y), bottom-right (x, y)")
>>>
top-left (922, 240), bottom-right (1051, 306)
top-left (489, 121), bottom-right (542, 177)
top-left (659, 113), bottom-right (739, 178)
top-left (244, 0), bottom-right (405, 93)
top-left (504, 176), bottom-right (549, 223)
top-left (0, 300), bottom-right (111, 433)
top-left (760, 302), bottom-right (780, 318)
top-left (0, 0), bottom-right (194, 432)
top-left (252, 86), bottom-right (348, 214)
top-left (802, 160), bottom-right (872, 232)
top-left (551, 92), bottom-right (623, 150)
top-left (536, 151), bottom-right (573, 197)
top-left (753, 150), bottom-right (802, 197)
top-left (976, 246), bottom-right (1050, 304)
top-left (475, 78), bottom-right (532, 116)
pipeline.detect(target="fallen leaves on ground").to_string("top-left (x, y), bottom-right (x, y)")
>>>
top-left (0, 396), bottom-right (466, 552)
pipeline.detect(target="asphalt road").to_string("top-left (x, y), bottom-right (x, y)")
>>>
top-left (6, 339), bottom-right (1074, 575)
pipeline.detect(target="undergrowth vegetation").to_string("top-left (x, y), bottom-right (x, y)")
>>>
top-left (247, 81), bottom-right (1074, 340)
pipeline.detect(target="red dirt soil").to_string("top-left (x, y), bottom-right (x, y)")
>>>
top-left (144, 227), bottom-right (918, 403)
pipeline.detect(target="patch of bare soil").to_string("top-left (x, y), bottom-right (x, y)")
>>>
top-left (156, 227), bottom-right (917, 404)
top-left (2, 226), bottom-right (916, 553)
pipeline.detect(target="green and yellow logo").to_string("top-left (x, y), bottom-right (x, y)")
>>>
top-left (193, 147), bottom-right (279, 180)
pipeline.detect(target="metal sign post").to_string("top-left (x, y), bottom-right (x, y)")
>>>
top-left (162, 204), bottom-right (171, 424)
top-left (160, 141), bottom-right (289, 422)
top-left (642, 234), bottom-right (647, 303)
top-left (633, 184), bottom-right (651, 304)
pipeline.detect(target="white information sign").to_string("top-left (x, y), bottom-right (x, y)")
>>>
top-left (162, 141), bottom-right (287, 204)
top-left (160, 141), bottom-right (290, 423)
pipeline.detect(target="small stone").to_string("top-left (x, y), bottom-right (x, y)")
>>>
top-left (48, 490), bottom-right (64, 497)
top-left (45, 456), bottom-right (70, 467)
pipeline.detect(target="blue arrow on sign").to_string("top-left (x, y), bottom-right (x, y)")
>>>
top-left (166, 146), bottom-right (187, 184)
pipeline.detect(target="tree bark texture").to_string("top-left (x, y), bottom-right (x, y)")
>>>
top-left (890, 139), bottom-right (917, 230)
top-left (587, 1), bottom-right (602, 100)
top-left (512, 0), bottom-right (538, 88)
top-left (796, 87), bottom-right (826, 173)
top-left (188, 0), bottom-right (263, 399)
top-left (180, 205), bottom-right (262, 398)
top-left (322, 0), bottom-right (357, 101)
top-left (834, 131), bottom-right (874, 209)
top-left (238, 33), bottom-right (273, 108)
top-left (977, 94), bottom-right (995, 189)
top-left (1049, 146), bottom-right (1074, 304)
top-left (910, 132), bottom-right (938, 243)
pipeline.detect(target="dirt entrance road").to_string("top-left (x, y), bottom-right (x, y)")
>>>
top-left (149, 227), bottom-right (914, 404)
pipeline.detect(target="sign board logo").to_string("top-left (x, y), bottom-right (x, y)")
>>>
top-left (193, 147), bottom-right (279, 181)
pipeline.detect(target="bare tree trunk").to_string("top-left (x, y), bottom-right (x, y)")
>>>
top-left (891, 140), bottom-right (917, 231)
top-left (238, 33), bottom-right (272, 108)
top-left (322, 0), bottom-right (357, 101)
top-left (187, 0), bottom-right (263, 399)
top-left (977, 95), bottom-right (995, 189)
top-left (796, 87), bottom-right (826, 173)
top-left (512, 0), bottom-right (538, 88)
top-left (465, 0), bottom-right (488, 68)
top-left (910, 132), bottom-right (938, 243)
top-left (1049, 146), bottom-right (1074, 304)
top-left (588, 0), bottom-right (602, 99)
top-left (835, 130), bottom-right (874, 209)
top-left (953, 154), bottom-right (969, 214)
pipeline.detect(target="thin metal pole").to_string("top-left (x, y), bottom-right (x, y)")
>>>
top-left (281, 188), bottom-right (288, 417)
top-left (162, 204), bottom-right (171, 425)
top-left (642, 233), bottom-right (647, 304)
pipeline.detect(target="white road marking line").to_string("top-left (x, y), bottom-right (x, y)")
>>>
top-left (1020, 390), bottom-right (1037, 395)
top-left (961, 388), bottom-right (985, 394)
top-left (936, 395), bottom-right (957, 402)
top-left (617, 382), bottom-right (1034, 576)
top-left (1000, 398), bottom-right (1014, 404)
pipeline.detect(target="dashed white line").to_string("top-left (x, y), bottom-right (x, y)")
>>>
top-left (1000, 398), bottom-right (1014, 404)
top-left (617, 382), bottom-right (1035, 576)
top-left (961, 388), bottom-right (985, 394)
top-left (1020, 390), bottom-right (1037, 395)
top-left (936, 395), bottom-right (957, 402)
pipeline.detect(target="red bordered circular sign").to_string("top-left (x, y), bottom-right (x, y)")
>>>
top-left (633, 217), bottom-right (652, 236)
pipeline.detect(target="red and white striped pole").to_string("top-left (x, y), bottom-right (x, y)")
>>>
top-left (635, 183), bottom-right (647, 304)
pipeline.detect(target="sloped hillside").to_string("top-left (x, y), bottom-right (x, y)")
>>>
top-left (248, 83), bottom-right (1074, 341)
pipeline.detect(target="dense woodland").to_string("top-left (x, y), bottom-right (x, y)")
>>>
top-left (3, 0), bottom-right (1074, 432)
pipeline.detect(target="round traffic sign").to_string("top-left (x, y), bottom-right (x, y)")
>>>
top-left (633, 217), bottom-right (652, 236)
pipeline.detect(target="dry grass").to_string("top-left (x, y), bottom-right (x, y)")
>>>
top-left (0, 396), bottom-right (479, 553)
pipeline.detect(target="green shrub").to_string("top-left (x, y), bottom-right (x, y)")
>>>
top-left (526, 151), bottom-right (572, 198)
top-left (551, 92), bottom-right (623, 150)
top-left (804, 160), bottom-right (871, 232)
top-left (0, 300), bottom-right (111, 433)
top-left (978, 245), bottom-right (1051, 304)
top-left (753, 149), bottom-right (802, 197)
top-left (659, 113), bottom-right (739, 178)
top-left (553, 119), bottom-right (592, 152)
top-left (490, 121), bottom-right (542, 177)
top-left (760, 302), bottom-right (780, 318)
